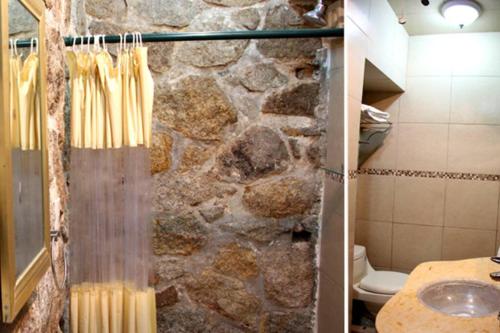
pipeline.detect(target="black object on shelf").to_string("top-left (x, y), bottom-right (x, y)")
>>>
top-left (358, 122), bottom-right (392, 168)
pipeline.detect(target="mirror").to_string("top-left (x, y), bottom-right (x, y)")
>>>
top-left (0, 0), bottom-right (49, 322)
top-left (9, 0), bottom-right (43, 279)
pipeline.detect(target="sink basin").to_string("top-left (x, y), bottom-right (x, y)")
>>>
top-left (418, 280), bottom-right (500, 318)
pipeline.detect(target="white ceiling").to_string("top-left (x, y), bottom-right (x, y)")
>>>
top-left (388, 0), bottom-right (500, 35)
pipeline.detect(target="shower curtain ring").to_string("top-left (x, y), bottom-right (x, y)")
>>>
top-left (119, 34), bottom-right (123, 53)
top-left (134, 31), bottom-right (142, 47)
top-left (13, 38), bottom-right (19, 56)
top-left (30, 38), bottom-right (37, 54)
top-left (50, 229), bottom-right (68, 290)
top-left (123, 32), bottom-right (129, 51)
top-left (102, 34), bottom-right (107, 51)
top-left (9, 39), bottom-right (14, 57)
top-left (93, 34), bottom-right (99, 51)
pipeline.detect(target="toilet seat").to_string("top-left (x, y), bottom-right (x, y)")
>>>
top-left (353, 244), bottom-right (410, 309)
top-left (359, 271), bottom-right (408, 295)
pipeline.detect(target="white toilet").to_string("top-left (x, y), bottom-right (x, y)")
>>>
top-left (353, 244), bottom-right (408, 313)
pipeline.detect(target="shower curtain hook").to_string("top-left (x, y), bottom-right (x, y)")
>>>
top-left (123, 32), bottom-right (129, 51)
top-left (13, 38), bottom-right (19, 56)
top-left (118, 34), bottom-right (122, 53)
top-left (132, 32), bottom-right (136, 49)
top-left (135, 31), bottom-right (142, 47)
top-left (72, 35), bottom-right (77, 52)
top-left (102, 34), bottom-right (107, 51)
top-left (31, 38), bottom-right (38, 54)
top-left (93, 34), bottom-right (99, 52)
top-left (79, 34), bottom-right (84, 52)
top-left (9, 39), bottom-right (14, 57)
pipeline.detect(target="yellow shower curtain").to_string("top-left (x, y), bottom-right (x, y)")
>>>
top-left (10, 49), bottom-right (40, 150)
top-left (67, 36), bottom-right (156, 333)
top-left (67, 40), bottom-right (154, 150)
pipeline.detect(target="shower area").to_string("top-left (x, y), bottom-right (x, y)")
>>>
top-left (0, 0), bottom-right (345, 332)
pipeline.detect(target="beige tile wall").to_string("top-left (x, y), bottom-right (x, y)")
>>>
top-left (393, 177), bottom-right (446, 226)
top-left (396, 124), bottom-right (449, 171)
top-left (356, 33), bottom-right (500, 272)
top-left (317, 9), bottom-right (345, 331)
top-left (399, 77), bottom-right (451, 123)
top-left (347, 177), bottom-right (357, 324)
top-left (448, 125), bottom-right (500, 174)
top-left (392, 224), bottom-right (443, 272)
top-left (444, 180), bottom-right (499, 230)
top-left (442, 228), bottom-right (497, 261)
top-left (497, 231), bottom-right (500, 255)
top-left (356, 174), bottom-right (395, 221)
top-left (317, 274), bottom-right (345, 333)
top-left (347, 0), bottom-right (408, 318)
top-left (355, 220), bottom-right (392, 268)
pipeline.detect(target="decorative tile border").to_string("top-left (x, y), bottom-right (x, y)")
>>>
top-left (319, 168), bottom-right (500, 182)
top-left (358, 168), bottom-right (395, 176)
top-left (358, 168), bottom-right (500, 181)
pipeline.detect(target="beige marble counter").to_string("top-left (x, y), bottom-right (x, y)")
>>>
top-left (376, 258), bottom-right (500, 333)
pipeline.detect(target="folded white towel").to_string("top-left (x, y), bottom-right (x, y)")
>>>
top-left (362, 115), bottom-right (389, 124)
top-left (361, 104), bottom-right (390, 123)
top-left (361, 104), bottom-right (390, 118)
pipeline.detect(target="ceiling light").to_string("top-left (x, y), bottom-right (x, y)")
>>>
top-left (441, 0), bottom-right (481, 28)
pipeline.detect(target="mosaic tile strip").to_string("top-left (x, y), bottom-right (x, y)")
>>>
top-left (358, 168), bottom-right (500, 181)
top-left (357, 168), bottom-right (395, 176)
top-left (348, 170), bottom-right (358, 179)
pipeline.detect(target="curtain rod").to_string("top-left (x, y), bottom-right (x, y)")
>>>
top-left (12, 28), bottom-right (343, 48)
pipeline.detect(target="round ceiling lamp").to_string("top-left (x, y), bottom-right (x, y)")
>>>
top-left (441, 0), bottom-right (481, 28)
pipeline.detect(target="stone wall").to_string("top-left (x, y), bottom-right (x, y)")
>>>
top-left (71, 0), bottom-right (331, 331)
top-left (0, 0), bottom-right (70, 332)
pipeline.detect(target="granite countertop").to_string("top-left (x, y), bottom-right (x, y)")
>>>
top-left (376, 258), bottom-right (500, 333)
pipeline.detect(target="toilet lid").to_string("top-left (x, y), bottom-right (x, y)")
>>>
top-left (360, 271), bottom-right (408, 295)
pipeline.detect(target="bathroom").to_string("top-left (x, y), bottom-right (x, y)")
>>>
top-left (1, 0), bottom-right (500, 332)
top-left (349, 0), bottom-right (500, 332)
top-left (0, 0), bottom-right (345, 332)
